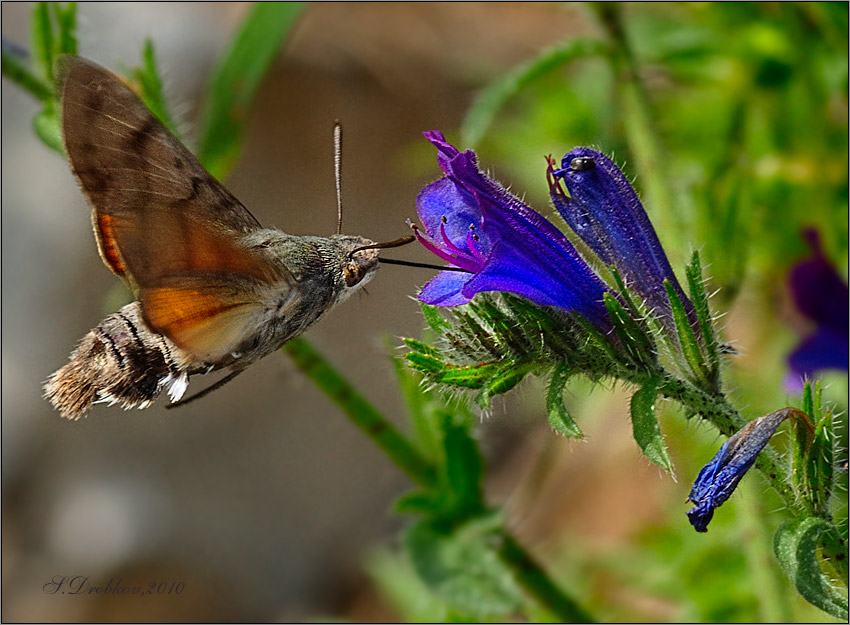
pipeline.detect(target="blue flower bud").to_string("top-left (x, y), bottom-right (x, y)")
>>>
top-left (548, 149), bottom-right (695, 335)
top-left (687, 409), bottom-right (796, 532)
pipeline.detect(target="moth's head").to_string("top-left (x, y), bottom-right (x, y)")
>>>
top-left (331, 235), bottom-right (381, 301)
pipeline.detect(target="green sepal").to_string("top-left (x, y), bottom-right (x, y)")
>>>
top-left (629, 378), bottom-right (675, 473)
top-left (547, 364), bottom-right (583, 438)
top-left (420, 302), bottom-right (452, 335)
top-left (685, 251), bottom-right (720, 385)
top-left (404, 351), bottom-right (449, 375)
top-left (774, 516), bottom-right (848, 620)
top-left (402, 337), bottom-right (445, 360)
top-left (604, 292), bottom-right (656, 368)
top-left (664, 279), bottom-right (711, 384)
top-left (475, 361), bottom-right (535, 410)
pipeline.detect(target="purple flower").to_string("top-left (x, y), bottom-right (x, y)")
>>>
top-left (687, 409), bottom-right (792, 532)
top-left (548, 149), bottom-right (695, 331)
top-left (785, 228), bottom-right (849, 392)
top-left (413, 131), bottom-right (612, 331)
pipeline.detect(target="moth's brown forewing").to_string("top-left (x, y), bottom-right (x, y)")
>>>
top-left (58, 56), bottom-right (290, 360)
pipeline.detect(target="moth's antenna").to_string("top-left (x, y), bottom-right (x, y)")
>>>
top-left (334, 120), bottom-right (343, 235)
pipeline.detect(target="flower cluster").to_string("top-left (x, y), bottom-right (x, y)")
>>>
top-left (408, 132), bottom-right (836, 538)
top-left (412, 131), bottom-right (613, 331)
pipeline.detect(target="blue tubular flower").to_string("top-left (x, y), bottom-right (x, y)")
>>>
top-left (785, 228), bottom-right (849, 392)
top-left (548, 149), bottom-right (695, 329)
top-left (413, 131), bottom-right (613, 331)
top-left (687, 409), bottom-right (794, 532)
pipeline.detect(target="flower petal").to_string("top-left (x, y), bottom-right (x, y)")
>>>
top-left (419, 270), bottom-right (473, 307)
top-left (417, 178), bottom-right (482, 248)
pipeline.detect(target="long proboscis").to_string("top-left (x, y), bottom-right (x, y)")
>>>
top-left (379, 258), bottom-right (470, 272)
top-left (348, 235), bottom-right (416, 257)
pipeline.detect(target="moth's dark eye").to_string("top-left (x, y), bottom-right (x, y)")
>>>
top-left (569, 156), bottom-right (595, 172)
top-left (344, 263), bottom-right (364, 287)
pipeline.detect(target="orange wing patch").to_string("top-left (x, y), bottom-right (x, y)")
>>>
top-left (141, 286), bottom-right (263, 364)
top-left (93, 213), bottom-right (127, 277)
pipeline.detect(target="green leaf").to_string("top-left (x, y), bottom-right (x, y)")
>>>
top-left (629, 378), bottom-right (675, 473)
top-left (441, 416), bottom-right (484, 519)
top-left (774, 517), bottom-right (848, 620)
top-left (461, 38), bottom-right (610, 147)
top-left (131, 40), bottom-right (180, 137)
top-left (1, 53), bottom-right (54, 103)
top-left (51, 2), bottom-right (77, 56)
top-left (33, 107), bottom-right (63, 154)
top-left (547, 364), bottom-right (583, 438)
top-left (394, 490), bottom-right (442, 516)
top-left (405, 516), bottom-right (525, 619)
top-left (197, 2), bottom-right (306, 179)
top-left (31, 2), bottom-right (55, 84)
top-left (663, 279), bottom-right (710, 383)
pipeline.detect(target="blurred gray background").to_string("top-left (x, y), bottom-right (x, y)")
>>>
top-left (2, 3), bottom-right (678, 621)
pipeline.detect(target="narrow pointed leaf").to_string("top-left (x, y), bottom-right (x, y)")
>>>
top-left (441, 416), bottom-right (484, 518)
top-left (1, 53), bottom-right (53, 103)
top-left (197, 2), bottom-right (306, 179)
top-left (403, 337), bottom-right (445, 360)
top-left (31, 2), bottom-right (55, 84)
top-left (405, 351), bottom-right (449, 375)
top-left (630, 378), bottom-right (674, 473)
top-left (51, 2), bottom-right (77, 55)
top-left (461, 38), bottom-right (609, 147)
top-left (131, 40), bottom-right (180, 137)
top-left (547, 364), bottom-right (583, 438)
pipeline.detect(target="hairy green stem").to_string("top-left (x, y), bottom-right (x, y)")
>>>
top-left (496, 530), bottom-right (596, 623)
top-left (283, 338), bottom-right (438, 489)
